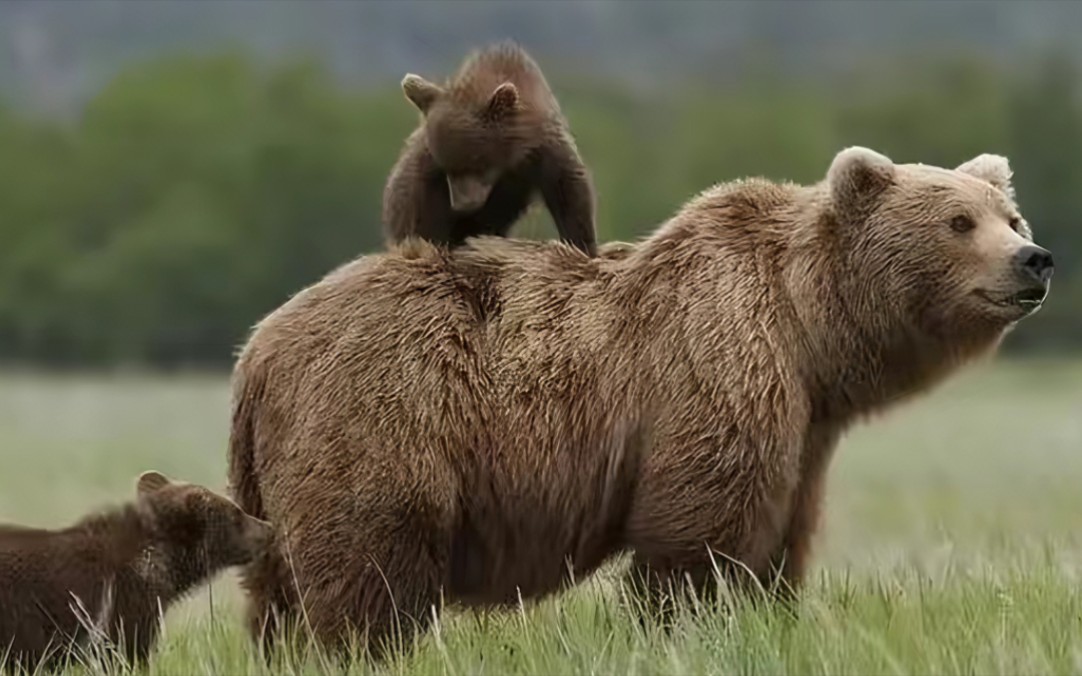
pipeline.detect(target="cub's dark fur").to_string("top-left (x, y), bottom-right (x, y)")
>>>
top-left (383, 41), bottom-right (598, 256)
top-left (0, 471), bottom-right (272, 671)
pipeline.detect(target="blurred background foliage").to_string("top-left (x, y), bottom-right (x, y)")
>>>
top-left (0, 1), bottom-right (1078, 369)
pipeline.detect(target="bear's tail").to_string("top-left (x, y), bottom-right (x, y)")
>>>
top-left (227, 364), bottom-right (266, 521)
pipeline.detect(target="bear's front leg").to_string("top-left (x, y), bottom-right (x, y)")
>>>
top-left (623, 504), bottom-right (793, 627)
top-left (107, 602), bottom-right (160, 669)
top-left (622, 429), bottom-right (804, 623)
top-left (539, 137), bottom-right (598, 257)
top-left (766, 427), bottom-right (839, 602)
top-left (623, 545), bottom-right (780, 628)
top-left (621, 554), bottom-right (720, 630)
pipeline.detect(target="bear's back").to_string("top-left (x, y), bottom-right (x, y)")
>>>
top-left (235, 237), bottom-right (632, 473)
top-left (243, 238), bottom-right (615, 370)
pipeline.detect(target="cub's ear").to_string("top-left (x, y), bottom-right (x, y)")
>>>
top-left (136, 470), bottom-right (172, 496)
top-left (827, 146), bottom-right (896, 216)
top-left (401, 74), bottom-right (442, 114)
top-left (956, 154), bottom-right (1014, 199)
top-left (484, 82), bottom-right (519, 121)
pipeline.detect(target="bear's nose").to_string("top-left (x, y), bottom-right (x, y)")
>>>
top-left (1017, 245), bottom-right (1054, 284)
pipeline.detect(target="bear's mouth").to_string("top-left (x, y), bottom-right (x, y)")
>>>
top-left (974, 287), bottom-right (1048, 313)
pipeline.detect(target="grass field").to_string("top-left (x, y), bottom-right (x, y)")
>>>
top-left (2, 358), bottom-right (1081, 675)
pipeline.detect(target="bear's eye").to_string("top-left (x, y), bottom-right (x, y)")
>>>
top-left (950, 215), bottom-right (976, 233)
top-left (1008, 216), bottom-right (1022, 233)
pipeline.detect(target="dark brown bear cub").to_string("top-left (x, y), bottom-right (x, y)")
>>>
top-left (383, 41), bottom-right (598, 256)
top-left (0, 471), bottom-right (272, 671)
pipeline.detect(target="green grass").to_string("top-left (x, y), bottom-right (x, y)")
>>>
top-left (2, 359), bottom-right (1081, 674)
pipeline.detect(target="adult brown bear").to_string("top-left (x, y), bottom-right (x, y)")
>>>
top-left (228, 147), bottom-right (1052, 657)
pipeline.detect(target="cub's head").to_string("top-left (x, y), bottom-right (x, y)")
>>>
top-left (135, 471), bottom-right (273, 583)
top-left (826, 146), bottom-right (1052, 358)
top-left (401, 73), bottom-right (535, 213)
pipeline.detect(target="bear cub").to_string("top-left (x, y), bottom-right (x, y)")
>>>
top-left (0, 471), bottom-right (272, 671)
top-left (383, 41), bottom-right (598, 256)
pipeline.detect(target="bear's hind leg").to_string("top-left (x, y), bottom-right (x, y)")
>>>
top-left (240, 543), bottom-right (302, 660)
top-left (292, 518), bottom-right (450, 664)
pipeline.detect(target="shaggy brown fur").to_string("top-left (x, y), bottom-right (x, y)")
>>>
top-left (0, 472), bottom-right (272, 671)
top-left (597, 240), bottom-right (635, 261)
top-left (382, 41), bottom-right (597, 256)
top-left (229, 147), bottom-right (1052, 658)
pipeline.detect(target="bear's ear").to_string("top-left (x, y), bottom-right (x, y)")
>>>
top-left (401, 74), bottom-right (442, 114)
top-left (136, 470), bottom-right (173, 496)
top-left (956, 154), bottom-right (1014, 199)
top-left (827, 146), bottom-right (896, 216)
top-left (483, 82), bottom-right (519, 121)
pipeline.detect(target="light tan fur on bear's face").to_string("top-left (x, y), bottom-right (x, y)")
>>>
top-left (834, 149), bottom-right (1046, 326)
top-left (229, 147), bottom-right (1050, 659)
top-left (786, 147), bottom-right (1051, 419)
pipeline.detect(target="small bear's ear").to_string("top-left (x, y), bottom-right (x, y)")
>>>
top-left (483, 82), bottom-right (519, 121)
top-left (956, 154), bottom-right (1014, 199)
top-left (401, 74), bottom-right (442, 114)
top-left (827, 146), bottom-right (896, 216)
top-left (136, 470), bottom-right (172, 496)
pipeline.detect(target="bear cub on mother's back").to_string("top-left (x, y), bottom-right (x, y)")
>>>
top-left (0, 471), bottom-right (272, 671)
top-left (383, 41), bottom-right (598, 256)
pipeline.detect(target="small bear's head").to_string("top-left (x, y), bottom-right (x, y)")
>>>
top-left (134, 471), bottom-right (273, 583)
top-left (401, 73), bottom-right (536, 213)
top-left (824, 146), bottom-right (1052, 359)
